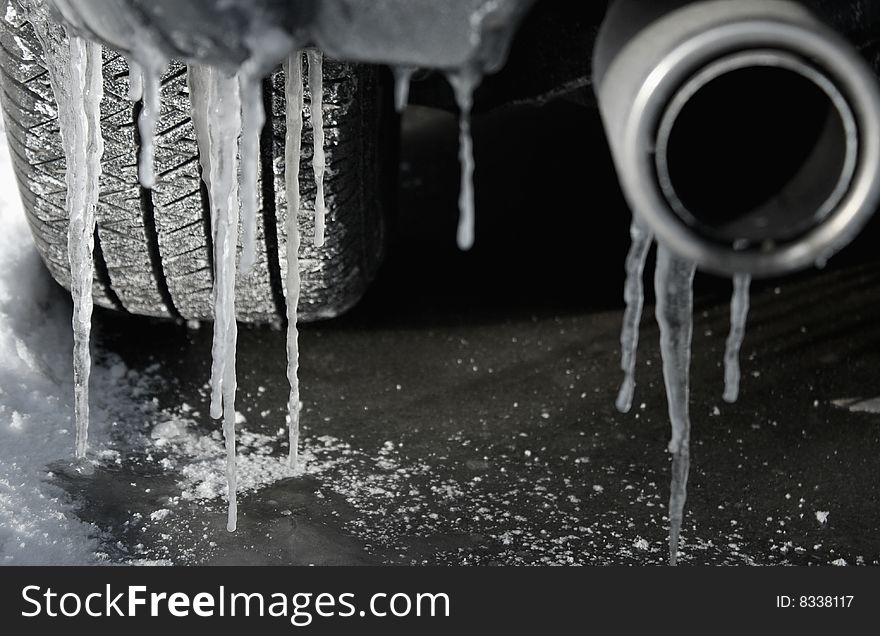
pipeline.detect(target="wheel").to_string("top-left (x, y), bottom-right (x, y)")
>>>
top-left (0, 7), bottom-right (392, 323)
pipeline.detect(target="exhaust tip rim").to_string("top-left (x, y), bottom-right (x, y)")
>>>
top-left (654, 49), bottom-right (859, 251)
top-left (621, 18), bottom-right (880, 277)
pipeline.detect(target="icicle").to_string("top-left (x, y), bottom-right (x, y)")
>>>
top-left (68, 36), bottom-right (104, 459)
top-left (447, 69), bottom-right (480, 251)
top-left (135, 55), bottom-right (166, 190)
top-left (284, 52), bottom-right (305, 471)
top-left (188, 65), bottom-right (243, 531)
top-left (234, 27), bottom-right (295, 273)
top-left (237, 73), bottom-right (265, 274)
top-left (723, 274), bottom-right (751, 404)
top-left (306, 50), bottom-right (326, 247)
top-left (28, 6), bottom-right (105, 459)
top-left (392, 66), bottom-right (416, 113)
top-left (127, 58), bottom-right (143, 102)
top-left (616, 222), bottom-right (654, 413)
top-left (654, 245), bottom-right (697, 565)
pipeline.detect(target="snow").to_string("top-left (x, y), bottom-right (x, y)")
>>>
top-left (0, 120), bottom-right (104, 563)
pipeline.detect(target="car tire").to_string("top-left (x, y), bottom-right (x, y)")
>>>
top-left (0, 9), bottom-right (393, 323)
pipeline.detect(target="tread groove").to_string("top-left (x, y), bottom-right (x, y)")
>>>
top-left (132, 100), bottom-right (182, 320)
top-left (260, 76), bottom-right (287, 321)
top-left (93, 226), bottom-right (127, 313)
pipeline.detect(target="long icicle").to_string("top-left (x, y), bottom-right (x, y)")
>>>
top-left (188, 65), bottom-right (242, 531)
top-left (69, 36), bottom-right (104, 458)
top-left (306, 50), bottom-right (326, 247)
top-left (29, 5), bottom-right (105, 459)
top-left (447, 70), bottom-right (480, 251)
top-left (723, 274), bottom-right (751, 404)
top-left (284, 52), bottom-right (305, 471)
top-left (654, 245), bottom-right (697, 565)
top-left (616, 222), bottom-right (653, 413)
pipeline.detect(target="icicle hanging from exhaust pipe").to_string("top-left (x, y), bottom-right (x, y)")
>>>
top-left (284, 51), bottom-right (305, 471)
top-left (723, 274), bottom-right (751, 404)
top-left (616, 222), bottom-right (654, 414)
top-left (653, 245), bottom-right (696, 565)
top-left (447, 69), bottom-right (481, 251)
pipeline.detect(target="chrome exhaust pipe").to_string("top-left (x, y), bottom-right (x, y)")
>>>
top-left (594, 0), bottom-right (880, 277)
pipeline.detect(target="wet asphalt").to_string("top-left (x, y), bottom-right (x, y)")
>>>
top-left (55, 99), bottom-right (880, 565)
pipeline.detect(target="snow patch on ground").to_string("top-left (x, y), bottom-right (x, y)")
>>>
top-left (0, 124), bottom-right (103, 563)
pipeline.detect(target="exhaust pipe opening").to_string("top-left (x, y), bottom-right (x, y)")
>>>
top-left (656, 52), bottom-right (858, 247)
top-left (595, 0), bottom-right (880, 276)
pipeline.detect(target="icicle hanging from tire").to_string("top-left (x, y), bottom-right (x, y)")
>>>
top-left (723, 274), bottom-right (751, 404)
top-left (284, 51), bottom-right (305, 471)
top-left (616, 222), bottom-right (653, 414)
top-left (134, 54), bottom-right (166, 190)
top-left (447, 69), bottom-right (480, 251)
top-left (26, 3), bottom-right (105, 459)
top-left (127, 58), bottom-right (144, 102)
top-left (393, 66), bottom-right (416, 113)
top-left (654, 245), bottom-right (697, 565)
top-left (188, 64), bottom-right (243, 532)
top-left (237, 74), bottom-right (265, 275)
top-left (307, 50), bottom-right (327, 248)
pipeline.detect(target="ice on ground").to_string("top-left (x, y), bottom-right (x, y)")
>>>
top-left (831, 397), bottom-right (880, 414)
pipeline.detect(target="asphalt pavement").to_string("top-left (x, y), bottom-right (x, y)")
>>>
top-left (53, 98), bottom-right (880, 566)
